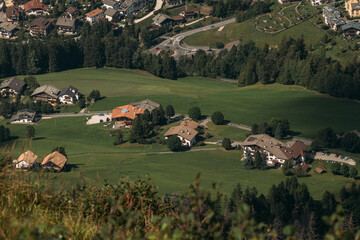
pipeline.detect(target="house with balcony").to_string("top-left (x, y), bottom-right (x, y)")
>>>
top-left (31, 85), bottom-right (60, 105)
top-left (25, 0), bottom-right (50, 16)
top-left (58, 86), bottom-right (80, 104)
top-left (111, 104), bottom-right (145, 128)
top-left (29, 17), bottom-right (54, 37)
top-left (240, 134), bottom-right (308, 167)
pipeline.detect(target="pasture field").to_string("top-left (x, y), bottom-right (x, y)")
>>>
top-left (2, 68), bottom-right (359, 199)
top-left (32, 68), bottom-right (360, 138)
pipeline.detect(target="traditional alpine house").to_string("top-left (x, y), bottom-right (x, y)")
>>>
top-left (31, 85), bottom-right (60, 104)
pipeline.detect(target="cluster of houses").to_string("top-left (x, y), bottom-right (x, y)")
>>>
top-left (88, 98), bottom-right (200, 147)
top-left (13, 150), bottom-right (68, 172)
top-left (152, 10), bottom-right (197, 27)
top-left (323, 5), bottom-right (360, 38)
top-left (240, 134), bottom-right (308, 167)
top-left (0, 0), bottom-right (153, 38)
top-left (0, 77), bottom-right (81, 123)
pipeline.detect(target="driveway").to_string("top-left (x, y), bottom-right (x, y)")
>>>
top-left (311, 152), bottom-right (356, 166)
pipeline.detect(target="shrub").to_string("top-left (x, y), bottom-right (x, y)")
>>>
top-left (167, 135), bottom-right (182, 151)
top-left (349, 167), bottom-right (358, 179)
top-left (188, 107), bottom-right (201, 120)
top-left (330, 162), bottom-right (341, 175)
top-left (215, 42), bottom-right (224, 49)
top-left (211, 111), bottom-right (224, 125)
top-left (222, 138), bottom-right (231, 150)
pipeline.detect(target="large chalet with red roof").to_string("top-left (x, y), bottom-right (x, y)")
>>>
top-left (111, 104), bottom-right (145, 128)
top-left (25, 0), bottom-right (50, 16)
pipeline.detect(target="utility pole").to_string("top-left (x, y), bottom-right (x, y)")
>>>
top-left (118, 161), bottom-right (121, 174)
top-left (197, 88), bottom-right (200, 98)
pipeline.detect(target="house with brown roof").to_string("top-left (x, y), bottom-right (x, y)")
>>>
top-left (66, 6), bottom-right (81, 19)
top-left (13, 150), bottom-right (38, 169)
top-left (25, 0), bottom-right (50, 16)
top-left (0, 77), bottom-right (25, 95)
top-left (172, 15), bottom-right (184, 25)
top-left (180, 10), bottom-right (196, 20)
top-left (29, 17), bottom-right (54, 37)
top-left (315, 167), bottom-right (325, 174)
top-left (56, 17), bottom-right (76, 34)
top-left (0, 22), bottom-right (17, 38)
top-left (31, 85), bottom-right (60, 104)
top-left (41, 151), bottom-right (67, 172)
top-left (164, 120), bottom-right (199, 147)
top-left (153, 13), bottom-right (174, 26)
top-left (5, 5), bottom-right (20, 23)
top-left (111, 104), bottom-right (145, 128)
top-left (240, 134), bottom-right (308, 167)
top-left (86, 9), bottom-right (105, 23)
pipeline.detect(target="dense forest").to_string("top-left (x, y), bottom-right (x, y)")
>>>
top-left (0, 20), bottom-right (360, 101)
top-left (1, 155), bottom-right (360, 240)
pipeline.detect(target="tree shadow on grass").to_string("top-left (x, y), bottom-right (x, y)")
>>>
top-left (62, 163), bottom-right (84, 172)
top-left (32, 137), bottom-right (46, 140)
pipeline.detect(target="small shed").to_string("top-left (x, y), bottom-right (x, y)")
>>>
top-left (41, 151), bottom-right (67, 172)
top-left (13, 150), bottom-right (38, 169)
top-left (315, 167), bottom-right (325, 174)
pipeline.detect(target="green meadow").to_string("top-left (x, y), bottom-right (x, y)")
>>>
top-left (1, 67), bottom-right (359, 199)
top-left (33, 68), bottom-right (360, 138)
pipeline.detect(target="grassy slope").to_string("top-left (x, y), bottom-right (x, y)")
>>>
top-left (2, 68), bottom-right (359, 200)
top-left (32, 68), bottom-right (360, 138)
top-left (184, 19), bottom-right (326, 48)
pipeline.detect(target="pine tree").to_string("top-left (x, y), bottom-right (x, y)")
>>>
top-left (242, 152), bottom-right (254, 170)
top-left (275, 123), bottom-right (283, 140)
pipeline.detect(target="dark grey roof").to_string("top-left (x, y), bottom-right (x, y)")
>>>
top-left (341, 21), bottom-right (360, 31)
top-left (0, 77), bottom-right (25, 92)
top-left (59, 86), bottom-right (79, 98)
top-left (11, 109), bottom-right (36, 122)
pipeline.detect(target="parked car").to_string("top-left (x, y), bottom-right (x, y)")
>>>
top-left (155, 47), bottom-right (159, 50)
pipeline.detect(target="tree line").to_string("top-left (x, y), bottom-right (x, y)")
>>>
top-left (1, 22), bottom-right (360, 100)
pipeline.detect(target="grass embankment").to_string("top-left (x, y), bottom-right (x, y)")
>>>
top-left (33, 68), bottom-right (360, 138)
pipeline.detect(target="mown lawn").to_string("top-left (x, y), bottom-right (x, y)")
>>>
top-left (24, 68), bottom-right (360, 138)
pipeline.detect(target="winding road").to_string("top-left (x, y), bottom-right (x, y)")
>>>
top-left (149, 17), bottom-right (237, 59)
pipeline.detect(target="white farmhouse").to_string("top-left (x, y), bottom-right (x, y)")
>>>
top-left (164, 120), bottom-right (199, 147)
top-left (58, 86), bottom-right (80, 104)
top-left (13, 150), bottom-right (38, 169)
top-left (11, 109), bottom-right (37, 124)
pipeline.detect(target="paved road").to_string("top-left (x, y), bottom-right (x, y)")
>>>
top-left (42, 111), bottom-right (111, 119)
top-left (134, 0), bottom-right (164, 24)
top-left (149, 18), bottom-right (236, 59)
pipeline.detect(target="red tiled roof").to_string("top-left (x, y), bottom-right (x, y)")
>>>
top-left (111, 104), bottom-right (145, 120)
top-left (86, 9), bottom-right (103, 18)
top-left (25, 1), bottom-right (49, 13)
